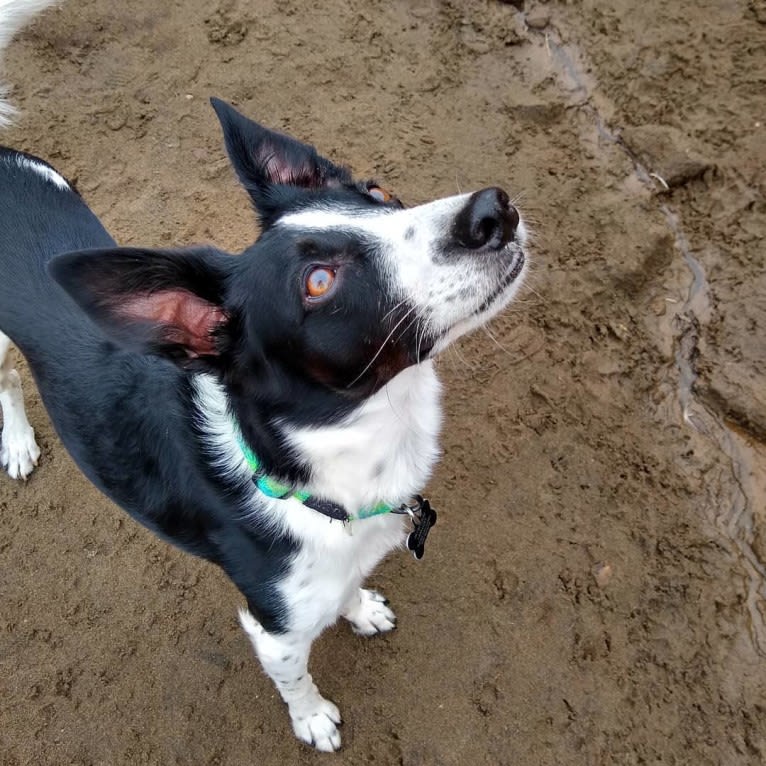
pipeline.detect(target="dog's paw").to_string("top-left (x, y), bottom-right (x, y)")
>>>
top-left (1, 424), bottom-right (40, 480)
top-left (289, 693), bottom-right (342, 752)
top-left (343, 588), bottom-right (397, 636)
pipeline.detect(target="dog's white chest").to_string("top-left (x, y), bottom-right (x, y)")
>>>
top-left (283, 361), bottom-right (443, 514)
top-left (280, 511), bottom-right (408, 634)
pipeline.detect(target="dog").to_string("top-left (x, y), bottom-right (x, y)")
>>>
top-left (0, 0), bottom-right (528, 751)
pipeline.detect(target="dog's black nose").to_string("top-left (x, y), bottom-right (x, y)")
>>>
top-left (453, 187), bottom-right (519, 250)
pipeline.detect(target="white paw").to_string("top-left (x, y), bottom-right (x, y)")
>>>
top-left (1, 423), bottom-right (40, 480)
top-left (343, 588), bottom-right (397, 636)
top-left (289, 693), bottom-right (342, 752)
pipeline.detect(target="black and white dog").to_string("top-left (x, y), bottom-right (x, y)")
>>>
top-left (0, 0), bottom-right (527, 752)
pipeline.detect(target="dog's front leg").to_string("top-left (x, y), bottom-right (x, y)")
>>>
top-left (0, 332), bottom-right (40, 480)
top-left (238, 609), bottom-right (342, 752)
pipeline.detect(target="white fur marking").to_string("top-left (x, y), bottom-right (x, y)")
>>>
top-left (282, 362), bottom-right (442, 514)
top-left (15, 155), bottom-right (70, 190)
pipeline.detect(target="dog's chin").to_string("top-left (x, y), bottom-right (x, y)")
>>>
top-left (428, 248), bottom-right (527, 357)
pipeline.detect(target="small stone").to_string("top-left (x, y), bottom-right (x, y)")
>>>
top-left (593, 562), bottom-right (613, 588)
top-left (608, 321), bottom-right (630, 341)
top-left (620, 124), bottom-right (713, 188)
top-left (507, 102), bottom-right (565, 126)
top-left (526, 8), bottom-right (550, 29)
top-left (649, 296), bottom-right (668, 317)
top-left (106, 111), bottom-right (127, 131)
top-left (462, 29), bottom-right (491, 54)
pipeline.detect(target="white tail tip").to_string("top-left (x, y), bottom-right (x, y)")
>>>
top-left (0, 0), bottom-right (60, 126)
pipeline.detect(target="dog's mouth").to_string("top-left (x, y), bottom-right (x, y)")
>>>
top-left (422, 247), bottom-right (526, 359)
top-left (475, 248), bottom-right (526, 315)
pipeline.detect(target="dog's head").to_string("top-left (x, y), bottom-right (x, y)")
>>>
top-left (52, 100), bottom-right (527, 413)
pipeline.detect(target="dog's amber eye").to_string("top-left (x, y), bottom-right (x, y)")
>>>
top-left (368, 185), bottom-right (393, 203)
top-left (305, 267), bottom-right (336, 299)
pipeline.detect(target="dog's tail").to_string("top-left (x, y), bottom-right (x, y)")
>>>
top-left (0, 0), bottom-right (58, 127)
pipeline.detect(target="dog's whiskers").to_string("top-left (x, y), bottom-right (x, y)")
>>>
top-left (381, 297), bottom-right (409, 324)
top-left (346, 305), bottom-right (417, 389)
top-left (481, 324), bottom-right (513, 357)
top-left (393, 309), bottom-right (421, 345)
top-left (446, 341), bottom-right (475, 372)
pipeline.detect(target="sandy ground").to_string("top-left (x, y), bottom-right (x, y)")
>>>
top-left (1, 1), bottom-right (765, 764)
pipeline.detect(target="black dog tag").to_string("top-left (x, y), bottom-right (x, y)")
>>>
top-left (405, 496), bottom-right (437, 560)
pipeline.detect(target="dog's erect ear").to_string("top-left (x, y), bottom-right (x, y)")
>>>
top-left (50, 247), bottom-right (231, 366)
top-left (210, 98), bottom-right (351, 215)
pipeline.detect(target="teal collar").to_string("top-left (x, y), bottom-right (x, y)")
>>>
top-left (236, 429), bottom-right (438, 557)
top-left (235, 431), bottom-right (394, 521)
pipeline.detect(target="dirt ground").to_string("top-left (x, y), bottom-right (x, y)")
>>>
top-left (1, 0), bottom-right (765, 764)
